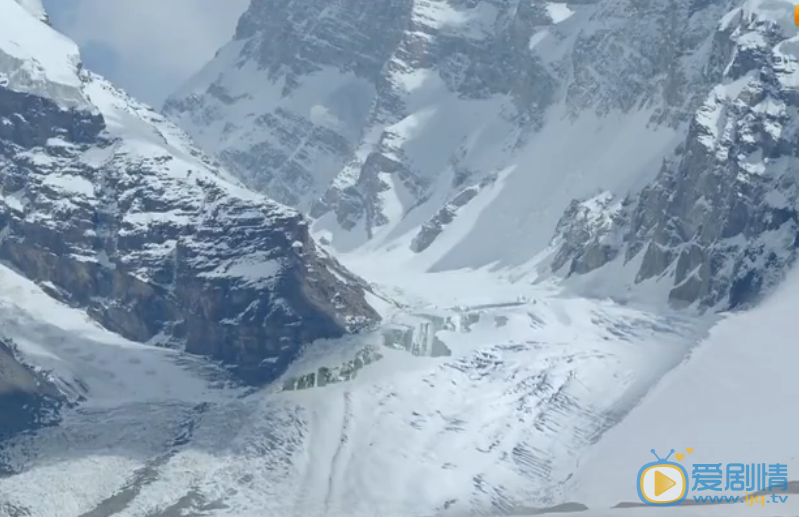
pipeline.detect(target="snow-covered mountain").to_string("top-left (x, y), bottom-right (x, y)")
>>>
top-left (165, 0), bottom-right (799, 311)
top-left (0, 0), bottom-right (379, 389)
top-left (12, 0), bottom-right (47, 23)
top-left (2, 1), bottom-right (799, 517)
top-left (0, 231), bottom-right (715, 517)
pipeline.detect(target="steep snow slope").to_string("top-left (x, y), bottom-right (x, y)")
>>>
top-left (0, 336), bottom-right (63, 442)
top-left (0, 264), bottom-right (232, 409)
top-left (563, 263), bottom-right (799, 516)
top-left (12, 0), bottom-right (47, 23)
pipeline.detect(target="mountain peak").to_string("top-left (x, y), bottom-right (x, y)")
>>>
top-left (1, 0), bottom-right (88, 109)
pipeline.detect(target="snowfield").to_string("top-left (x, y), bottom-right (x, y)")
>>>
top-left (2, 253), bottom-right (797, 517)
top-left (0, 254), bottom-right (712, 517)
top-left (567, 264), bottom-right (799, 517)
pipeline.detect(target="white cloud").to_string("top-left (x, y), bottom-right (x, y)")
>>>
top-left (45, 0), bottom-right (250, 106)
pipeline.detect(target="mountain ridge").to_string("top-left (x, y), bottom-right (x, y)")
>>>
top-left (0, 0), bottom-right (380, 385)
top-left (162, 0), bottom-right (799, 311)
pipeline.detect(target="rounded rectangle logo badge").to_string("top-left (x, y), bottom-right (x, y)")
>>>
top-left (637, 449), bottom-right (689, 506)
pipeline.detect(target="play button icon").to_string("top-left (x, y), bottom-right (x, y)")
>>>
top-left (654, 470), bottom-right (677, 496)
top-left (638, 463), bottom-right (687, 505)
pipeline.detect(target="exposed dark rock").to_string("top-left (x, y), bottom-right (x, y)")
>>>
top-left (0, 76), bottom-right (379, 385)
top-left (549, 7), bottom-right (799, 310)
top-left (0, 337), bottom-right (64, 442)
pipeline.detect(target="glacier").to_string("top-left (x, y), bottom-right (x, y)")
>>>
top-left (0, 252), bottom-right (715, 517)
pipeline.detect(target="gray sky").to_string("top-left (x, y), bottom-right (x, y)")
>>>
top-left (43, 0), bottom-right (250, 107)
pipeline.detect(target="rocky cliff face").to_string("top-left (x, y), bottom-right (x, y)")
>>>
top-left (163, 0), bottom-right (569, 222)
top-left (0, 0), bottom-right (379, 384)
top-left (166, 0), bottom-right (799, 311)
top-left (550, 1), bottom-right (799, 310)
top-left (164, 0), bottom-right (728, 220)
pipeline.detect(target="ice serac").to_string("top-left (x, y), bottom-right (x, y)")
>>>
top-left (0, 0), bottom-right (379, 384)
top-left (165, 0), bottom-right (799, 310)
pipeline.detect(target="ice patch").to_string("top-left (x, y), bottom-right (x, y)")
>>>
top-left (546, 2), bottom-right (574, 24)
top-left (42, 173), bottom-right (96, 198)
top-left (197, 252), bottom-right (282, 286)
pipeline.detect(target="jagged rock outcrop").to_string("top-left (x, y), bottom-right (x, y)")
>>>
top-left (0, 337), bottom-right (64, 442)
top-left (411, 176), bottom-right (495, 252)
top-left (0, 1), bottom-right (379, 383)
top-left (549, 191), bottom-right (628, 276)
top-left (550, 2), bottom-right (799, 309)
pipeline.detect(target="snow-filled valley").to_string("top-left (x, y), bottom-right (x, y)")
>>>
top-left (2, 0), bottom-right (799, 516)
top-left (3, 248), bottom-right (797, 517)
top-left (0, 255), bottom-right (713, 517)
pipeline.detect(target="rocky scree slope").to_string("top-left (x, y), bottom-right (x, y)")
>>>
top-left (165, 0), bottom-right (799, 311)
top-left (0, 0), bottom-right (379, 385)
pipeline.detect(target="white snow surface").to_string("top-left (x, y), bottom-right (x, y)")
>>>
top-left (546, 3), bottom-right (574, 24)
top-left (567, 264), bottom-right (799, 516)
top-left (6, 249), bottom-right (797, 517)
top-left (13, 0), bottom-right (46, 22)
top-left (0, 0), bottom-right (89, 108)
top-left (0, 264), bottom-right (229, 407)
top-left (0, 252), bottom-right (719, 517)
